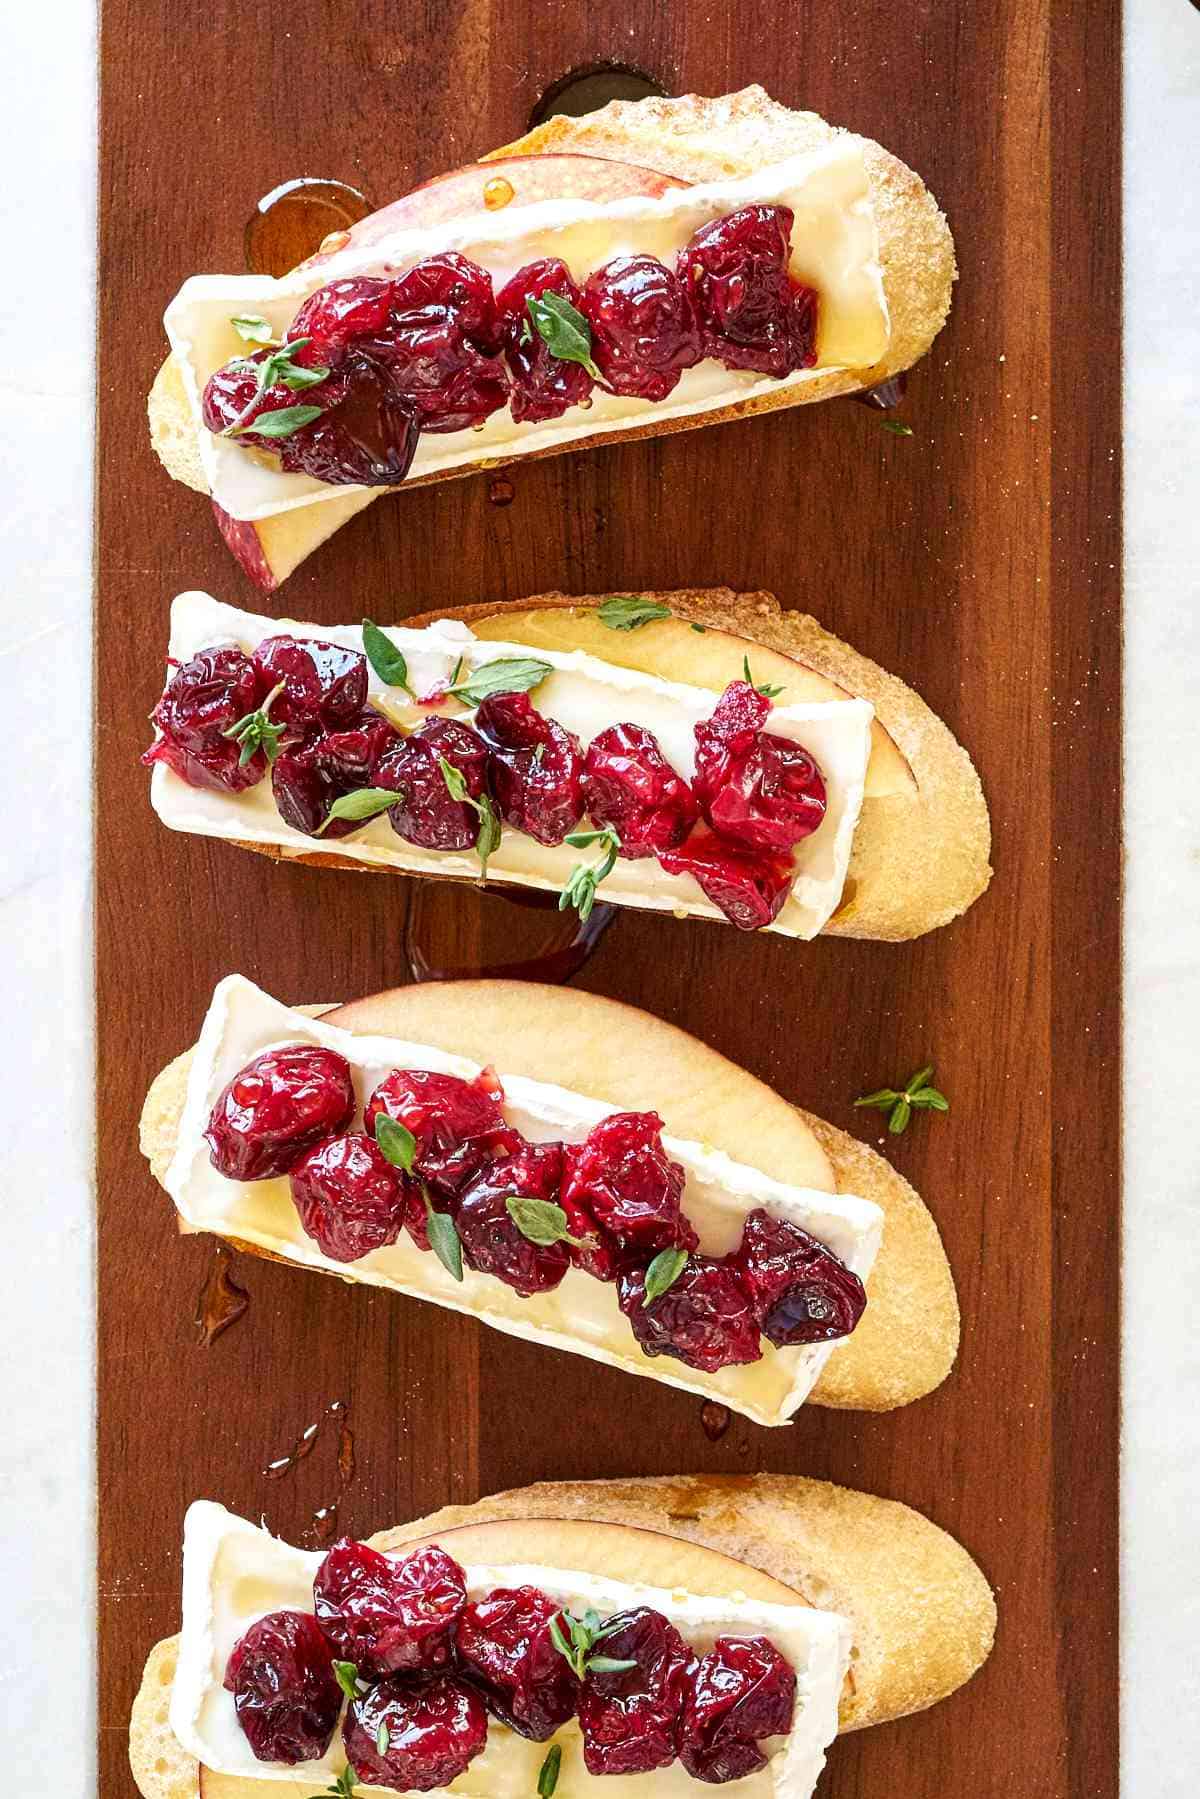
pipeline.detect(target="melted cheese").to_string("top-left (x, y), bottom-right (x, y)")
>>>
top-left (164, 978), bottom-right (884, 1428)
top-left (149, 592), bottom-right (874, 941)
top-left (171, 1501), bottom-right (851, 1797)
top-left (163, 140), bottom-right (888, 521)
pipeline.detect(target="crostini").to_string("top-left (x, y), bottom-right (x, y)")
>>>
top-left (148, 86), bottom-right (956, 590)
top-left (144, 588), bottom-right (990, 940)
top-left (129, 1475), bottom-right (995, 1796)
top-left (140, 978), bottom-right (960, 1423)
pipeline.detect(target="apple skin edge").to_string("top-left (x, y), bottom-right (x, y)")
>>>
top-left (214, 152), bottom-right (685, 590)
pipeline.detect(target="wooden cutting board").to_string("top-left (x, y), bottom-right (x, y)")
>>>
top-left (95, 2), bottom-right (1120, 1793)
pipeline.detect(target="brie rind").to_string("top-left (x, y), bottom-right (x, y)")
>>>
top-left (164, 139), bottom-right (889, 521)
top-left (171, 1501), bottom-right (852, 1797)
top-left (165, 978), bottom-right (884, 1427)
top-left (150, 592), bottom-right (874, 941)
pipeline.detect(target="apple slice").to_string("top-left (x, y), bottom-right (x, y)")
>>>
top-left (468, 605), bottom-right (916, 800)
top-left (208, 153), bottom-right (684, 590)
top-left (379, 1515), bottom-right (803, 1608)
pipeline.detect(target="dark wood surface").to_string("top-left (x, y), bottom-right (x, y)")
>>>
top-left (95, 3), bottom-right (1121, 1794)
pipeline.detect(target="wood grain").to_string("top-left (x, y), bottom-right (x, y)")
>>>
top-left (95, 2), bottom-right (1120, 1794)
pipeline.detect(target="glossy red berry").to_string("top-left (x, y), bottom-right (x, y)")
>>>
top-left (344, 1672), bottom-right (488, 1791)
top-left (205, 1045), bottom-right (356, 1182)
top-left (475, 691), bottom-right (584, 846)
top-left (658, 835), bottom-right (794, 931)
top-left (455, 1585), bottom-right (580, 1740)
top-left (736, 1208), bottom-right (866, 1345)
top-left (496, 257), bottom-right (594, 422)
top-left (252, 636), bottom-right (367, 733)
top-left (618, 1255), bottom-right (761, 1372)
top-left (580, 723), bottom-right (699, 857)
top-left (313, 1538), bottom-right (467, 1675)
top-left (693, 682), bottom-right (825, 855)
top-left (364, 1065), bottom-right (519, 1200)
top-left (679, 1635), bottom-right (797, 1784)
top-left (678, 206), bottom-right (818, 376)
top-left (382, 253), bottom-right (508, 432)
top-left (581, 255), bottom-right (702, 400)
top-left (287, 276), bottom-right (394, 356)
top-left (223, 1609), bottom-right (341, 1765)
top-left (290, 1132), bottom-right (413, 1262)
top-left (374, 716), bottom-right (490, 852)
top-left (562, 1112), bottom-right (696, 1263)
top-left (578, 1606), bottom-right (693, 1776)
top-left (456, 1142), bottom-right (570, 1296)
top-left (143, 647), bottom-right (269, 793)
top-left (272, 710), bottom-right (401, 839)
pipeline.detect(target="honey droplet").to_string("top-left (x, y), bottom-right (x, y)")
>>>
top-left (319, 228), bottom-right (352, 255)
top-left (700, 1401), bottom-right (731, 1441)
top-left (483, 176), bottom-right (515, 211)
top-left (195, 1244), bottom-right (249, 1347)
top-left (576, 394), bottom-right (594, 411)
top-left (245, 177), bottom-right (373, 277)
top-left (488, 477), bottom-right (515, 506)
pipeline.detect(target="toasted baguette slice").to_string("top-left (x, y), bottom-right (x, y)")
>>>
top-left (152, 588), bottom-right (990, 942)
top-left (129, 1473), bottom-right (996, 1798)
top-left (140, 981), bottom-right (960, 1414)
top-left (148, 86), bottom-right (955, 589)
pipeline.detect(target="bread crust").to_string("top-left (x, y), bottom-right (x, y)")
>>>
top-left (204, 587), bottom-right (990, 942)
top-left (128, 1473), bottom-right (994, 1797)
top-left (139, 980), bottom-right (959, 1413)
top-left (148, 86), bottom-right (955, 522)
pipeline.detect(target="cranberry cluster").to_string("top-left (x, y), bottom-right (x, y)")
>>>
top-left (204, 1043), bottom-right (867, 1370)
top-left (224, 1535), bottom-right (797, 1786)
top-left (146, 620), bottom-right (828, 929)
top-left (199, 206), bottom-right (819, 484)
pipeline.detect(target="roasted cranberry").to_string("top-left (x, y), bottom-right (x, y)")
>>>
top-left (693, 681), bottom-right (826, 854)
top-left (618, 1256), bottom-right (761, 1372)
top-left (364, 1065), bottom-right (520, 1200)
top-left (562, 1113), bottom-right (696, 1269)
top-left (344, 1673), bottom-right (488, 1792)
top-left (658, 836), bottom-right (794, 932)
top-left (678, 206), bottom-right (819, 377)
top-left (679, 1635), bottom-right (797, 1784)
top-left (223, 1609), bottom-right (341, 1765)
top-left (496, 257), bottom-right (594, 423)
top-left (205, 1045), bottom-right (356, 1182)
top-left (455, 1585), bottom-right (579, 1740)
top-left (456, 1142), bottom-right (570, 1296)
top-left (202, 348), bottom-right (420, 487)
top-left (143, 647), bottom-right (269, 793)
top-left (272, 711), bottom-right (401, 839)
top-left (475, 691), bottom-right (583, 846)
top-left (578, 1607), bottom-right (693, 1776)
top-left (581, 255), bottom-right (702, 401)
top-left (253, 636), bottom-right (367, 733)
top-left (314, 1538), bottom-right (467, 1674)
top-left (290, 1132), bottom-right (413, 1262)
top-left (374, 716), bottom-right (490, 852)
top-left (581, 723), bottom-right (699, 857)
top-left (736, 1208), bottom-right (867, 1345)
top-left (379, 253), bottom-right (508, 432)
top-left (287, 276), bottom-right (394, 356)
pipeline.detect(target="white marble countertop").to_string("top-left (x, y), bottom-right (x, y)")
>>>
top-left (1, 0), bottom-right (1196, 1788)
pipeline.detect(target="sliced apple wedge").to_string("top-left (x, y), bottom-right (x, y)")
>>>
top-left (468, 604), bottom-right (916, 800)
top-left (379, 1515), bottom-right (802, 1606)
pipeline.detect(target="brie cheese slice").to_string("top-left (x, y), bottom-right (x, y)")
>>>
top-left (164, 978), bottom-right (884, 1427)
top-left (163, 139), bottom-right (889, 522)
top-left (150, 592), bottom-right (874, 941)
top-left (171, 1501), bottom-right (852, 1797)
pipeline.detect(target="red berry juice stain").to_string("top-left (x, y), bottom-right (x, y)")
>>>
top-left (403, 881), bottom-right (616, 986)
top-left (700, 1401), bottom-right (732, 1442)
top-left (245, 178), bottom-right (373, 277)
top-left (195, 1244), bottom-right (250, 1347)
